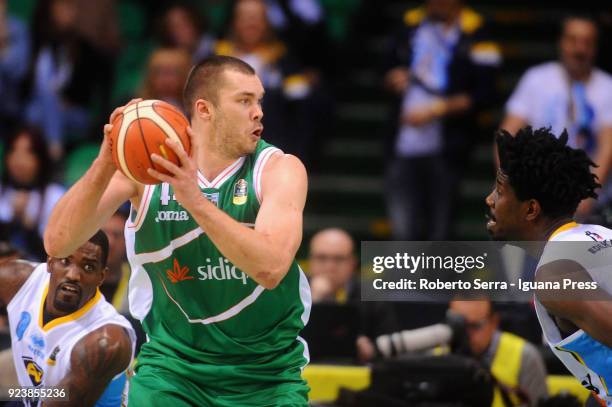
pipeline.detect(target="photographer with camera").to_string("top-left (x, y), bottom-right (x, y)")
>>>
top-left (374, 298), bottom-right (548, 407)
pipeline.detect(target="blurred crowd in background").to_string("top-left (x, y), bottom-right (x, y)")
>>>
top-left (1, 0), bottom-right (612, 405)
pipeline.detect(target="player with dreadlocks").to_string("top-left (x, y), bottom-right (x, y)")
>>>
top-left (486, 126), bottom-right (612, 407)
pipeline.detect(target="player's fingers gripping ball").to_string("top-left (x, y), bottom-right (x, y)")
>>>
top-left (109, 100), bottom-right (191, 184)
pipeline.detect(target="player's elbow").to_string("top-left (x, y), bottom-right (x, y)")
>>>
top-left (256, 263), bottom-right (290, 290)
top-left (43, 230), bottom-right (68, 258)
top-left (257, 271), bottom-right (282, 290)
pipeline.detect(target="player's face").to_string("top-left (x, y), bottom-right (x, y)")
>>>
top-left (214, 70), bottom-right (264, 157)
top-left (560, 19), bottom-right (597, 76)
top-left (485, 170), bottom-right (527, 241)
top-left (47, 242), bottom-right (106, 315)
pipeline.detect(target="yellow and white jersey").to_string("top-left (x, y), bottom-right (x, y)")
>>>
top-left (535, 222), bottom-right (612, 404)
top-left (6, 262), bottom-right (135, 405)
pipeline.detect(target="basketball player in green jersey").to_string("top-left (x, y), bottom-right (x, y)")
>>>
top-left (44, 56), bottom-right (311, 406)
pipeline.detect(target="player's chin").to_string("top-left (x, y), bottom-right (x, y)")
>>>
top-left (486, 222), bottom-right (503, 241)
top-left (53, 295), bottom-right (81, 313)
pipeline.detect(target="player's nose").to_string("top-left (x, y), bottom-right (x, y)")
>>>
top-left (252, 103), bottom-right (263, 121)
top-left (64, 265), bottom-right (82, 282)
top-left (485, 190), bottom-right (494, 207)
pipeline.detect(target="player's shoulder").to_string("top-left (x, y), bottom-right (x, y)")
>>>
top-left (71, 324), bottom-right (132, 374)
top-left (552, 223), bottom-right (612, 242)
top-left (264, 152), bottom-right (306, 177)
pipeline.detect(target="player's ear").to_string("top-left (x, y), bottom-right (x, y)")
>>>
top-left (194, 99), bottom-right (213, 121)
top-left (525, 199), bottom-right (541, 222)
top-left (98, 266), bottom-right (108, 287)
top-left (46, 257), bottom-right (53, 272)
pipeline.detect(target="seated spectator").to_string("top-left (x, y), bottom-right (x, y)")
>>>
top-left (384, 0), bottom-right (500, 240)
top-left (211, 0), bottom-right (316, 162)
top-left (24, 0), bottom-right (113, 160)
top-left (0, 127), bottom-right (65, 261)
top-left (308, 228), bottom-right (398, 363)
top-left (101, 209), bottom-right (130, 314)
top-left (502, 15), bottom-right (612, 219)
top-left (449, 299), bottom-right (548, 407)
top-left (157, 3), bottom-right (215, 63)
top-left (0, 0), bottom-right (30, 134)
top-left (139, 47), bottom-right (192, 112)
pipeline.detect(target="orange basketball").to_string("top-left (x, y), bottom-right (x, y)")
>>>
top-left (109, 100), bottom-right (191, 185)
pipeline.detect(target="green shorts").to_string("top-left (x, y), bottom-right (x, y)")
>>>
top-left (128, 361), bottom-right (309, 407)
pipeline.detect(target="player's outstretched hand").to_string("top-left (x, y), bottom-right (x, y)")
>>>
top-left (98, 98), bottom-right (143, 169)
top-left (148, 126), bottom-right (200, 211)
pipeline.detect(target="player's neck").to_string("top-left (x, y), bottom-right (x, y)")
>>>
top-left (196, 145), bottom-right (240, 182)
top-left (540, 217), bottom-right (576, 241)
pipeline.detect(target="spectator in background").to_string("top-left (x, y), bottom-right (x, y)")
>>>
top-left (308, 228), bottom-right (398, 363)
top-left (140, 47), bottom-right (192, 112)
top-left (449, 299), bottom-right (548, 407)
top-left (157, 3), bottom-right (215, 64)
top-left (0, 0), bottom-right (30, 134)
top-left (501, 15), bottom-right (612, 219)
top-left (264, 0), bottom-right (332, 75)
top-left (101, 209), bottom-right (130, 314)
top-left (0, 127), bottom-right (65, 261)
top-left (73, 0), bottom-right (120, 55)
top-left (212, 0), bottom-right (315, 163)
top-left (24, 0), bottom-right (113, 160)
top-left (384, 0), bottom-right (500, 240)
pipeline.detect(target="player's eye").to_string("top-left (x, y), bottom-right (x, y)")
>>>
top-left (239, 98), bottom-right (249, 105)
top-left (83, 264), bottom-right (95, 273)
top-left (60, 258), bottom-right (70, 266)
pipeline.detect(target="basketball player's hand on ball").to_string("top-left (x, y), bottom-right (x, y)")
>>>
top-left (99, 98), bottom-right (143, 168)
top-left (148, 127), bottom-right (200, 211)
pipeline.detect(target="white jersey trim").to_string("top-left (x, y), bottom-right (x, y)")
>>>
top-left (127, 184), bottom-right (153, 232)
top-left (197, 157), bottom-right (246, 189)
top-left (254, 147), bottom-right (282, 204)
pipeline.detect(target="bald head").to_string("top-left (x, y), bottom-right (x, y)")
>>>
top-left (310, 228), bottom-right (354, 254)
top-left (309, 228), bottom-right (356, 291)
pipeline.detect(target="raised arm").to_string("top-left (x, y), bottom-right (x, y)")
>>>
top-left (44, 102), bottom-right (142, 258)
top-left (45, 324), bottom-right (132, 407)
top-left (148, 139), bottom-right (307, 289)
top-left (0, 260), bottom-right (34, 306)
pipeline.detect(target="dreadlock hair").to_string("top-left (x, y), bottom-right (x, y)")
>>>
top-left (496, 126), bottom-right (600, 219)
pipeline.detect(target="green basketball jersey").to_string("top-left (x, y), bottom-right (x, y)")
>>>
top-left (125, 140), bottom-right (311, 399)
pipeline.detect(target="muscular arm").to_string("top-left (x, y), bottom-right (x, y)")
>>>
top-left (190, 154), bottom-right (307, 289)
top-left (535, 259), bottom-right (612, 347)
top-left (44, 165), bottom-right (138, 258)
top-left (44, 101), bottom-right (142, 258)
top-left (45, 325), bottom-right (132, 407)
top-left (0, 260), bottom-right (34, 306)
